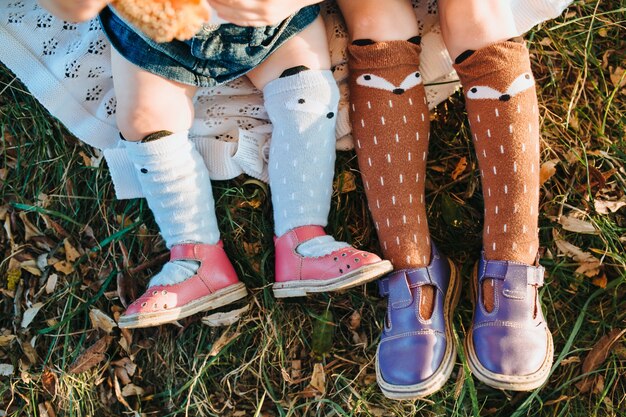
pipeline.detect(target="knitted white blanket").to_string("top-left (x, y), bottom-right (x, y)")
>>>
top-left (0, 0), bottom-right (571, 199)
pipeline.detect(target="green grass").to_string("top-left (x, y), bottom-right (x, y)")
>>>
top-left (1, 1), bottom-right (625, 416)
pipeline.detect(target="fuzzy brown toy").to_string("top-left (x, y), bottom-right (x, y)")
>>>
top-left (111, 0), bottom-right (211, 43)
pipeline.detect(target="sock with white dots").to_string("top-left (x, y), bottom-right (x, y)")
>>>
top-left (125, 130), bottom-right (222, 287)
top-left (453, 39), bottom-right (540, 266)
top-left (347, 38), bottom-right (431, 269)
top-left (264, 69), bottom-right (350, 256)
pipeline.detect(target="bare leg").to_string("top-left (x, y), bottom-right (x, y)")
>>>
top-left (336, 0), bottom-right (461, 399)
top-left (111, 48), bottom-right (197, 141)
top-left (446, 2), bottom-right (551, 391)
top-left (253, 15), bottom-right (393, 294)
top-left (246, 15), bottom-right (330, 89)
top-left (337, 0), bottom-right (418, 42)
top-left (439, 0), bottom-right (518, 59)
top-left (250, 15), bottom-right (337, 240)
top-left (110, 49), bottom-right (223, 292)
top-left (338, 0), bottom-right (432, 269)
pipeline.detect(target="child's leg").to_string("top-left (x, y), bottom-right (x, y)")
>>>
top-left (246, 16), bottom-right (392, 297)
top-left (441, 0), bottom-right (552, 390)
top-left (337, 0), bottom-right (431, 269)
top-left (337, 0), bottom-right (459, 399)
top-left (111, 49), bottom-right (245, 328)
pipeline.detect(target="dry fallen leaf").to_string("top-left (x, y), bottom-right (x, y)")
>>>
top-left (592, 272), bottom-right (608, 289)
top-left (201, 304), bottom-right (249, 327)
top-left (348, 311), bottom-right (361, 331)
top-left (121, 383), bottom-right (145, 397)
top-left (209, 331), bottom-right (240, 357)
top-left (21, 340), bottom-right (39, 365)
top-left (309, 363), bottom-right (326, 394)
top-left (115, 365), bottom-right (132, 385)
top-left (594, 197), bottom-right (626, 214)
top-left (576, 328), bottom-right (626, 393)
top-left (558, 213), bottom-right (599, 235)
top-left (553, 231), bottom-right (602, 277)
top-left (544, 395), bottom-right (572, 406)
top-left (540, 160), bottom-right (558, 186)
top-left (609, 66), bottom-right (626, 88)
top-left (21, 259), bottom-right (42, 277)
top-left (113, 373), bottom-right (133, 411)
top-left (18, 212), bottom-right (43, 241)
top-left (560, 356), bottom-right (581, 366)
top-left (89, 309), bottom-right (118, 334)
top-left (0, 363), bottom-right (14, 376)
top-left (37, 402), bottom-right (56, 417)
top-left (68, 336), bottom-right (111, 374)
top-left (334, 171), bottom-right (356, 194)
top-left (78, 151), bottom-right (92, 167)
top-left (52, 260), bottom-right (74, 275)
top-left (21, 302), bottom-right (44, 329)
top-left (63, 238), bottom-right (81, 263)
top-left (0, 335), bottom-right (16, 347)
top-left (111, 357), bottom-right (137, 378)
top-left (450, 157), bottom-right (467, 181)
top-left (116, 272), bottom-right (135, 308)
top-left (45, 274), bottom-right (58, 295)
top-left (41, 368), bottom-right (57, 397)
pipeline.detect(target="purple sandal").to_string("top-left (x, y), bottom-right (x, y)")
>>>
top-left (376, 244), bottom-right (460, 399)
top-left (465, 252), bottom-right (553, 390)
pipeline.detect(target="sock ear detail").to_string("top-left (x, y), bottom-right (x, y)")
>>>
top-left (454, 49), bottom-right (475, 64)
top-left (352, 38), bottom-right (376, 46)
top-left (407, 35), bottom-right (422, 45)
top-left (279, 65), bottom-right (310, 78)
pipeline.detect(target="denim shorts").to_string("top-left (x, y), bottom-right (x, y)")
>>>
top-left (98, 5), bottom-right (320, 87)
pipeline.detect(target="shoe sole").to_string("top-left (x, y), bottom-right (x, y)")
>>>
top-left (272, 260), bottom-right (393, 298)
top-left (375, 259), bottom-right (461, 399)
top-left (465, 264), bottom-right (554, 391)
top-left (118, 283), bottom-right (248, 329)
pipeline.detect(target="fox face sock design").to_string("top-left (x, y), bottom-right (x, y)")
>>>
top-left (348, 39), bottom-right (431, 268)
top-left (454, 40), bottom-right (540, 265)
top-left (264, 70), bottom-right (340, 235)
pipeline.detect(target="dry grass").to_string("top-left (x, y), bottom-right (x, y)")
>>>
top-left (1, 1), bottom-right (625, 416)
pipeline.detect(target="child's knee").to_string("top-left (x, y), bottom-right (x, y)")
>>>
top-left (339, 0), bottom-right (418, 42)
top-left (116, 100), bottom-right (194, 141)
top-left (439, 0), bottom-right (517, 55)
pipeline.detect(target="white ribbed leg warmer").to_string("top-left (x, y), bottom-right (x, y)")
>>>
top-left (124, 131), bottom-right (221, 287)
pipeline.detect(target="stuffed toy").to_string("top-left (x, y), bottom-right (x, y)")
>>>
top-left (111, 0), bottom-right (210, 42)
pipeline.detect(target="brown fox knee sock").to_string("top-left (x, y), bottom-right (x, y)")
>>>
top-left (454, 40), bottom-right (540, 266)
top-left (348, 38), bottom-right (431, 269)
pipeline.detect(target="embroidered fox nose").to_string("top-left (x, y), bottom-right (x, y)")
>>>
top-left (499, 94), bottom-right (511, 101)
top-left (393, 88), bottom-right (405, 95)
top-left (326, 112), bottom-right (335, 119)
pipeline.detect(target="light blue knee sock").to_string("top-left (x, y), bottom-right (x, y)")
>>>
top-left (124, 131), bottom-right (221, 287)
top-left (264, 70), bottom-right (349, 256)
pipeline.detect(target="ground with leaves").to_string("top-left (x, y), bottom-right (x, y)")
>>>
top-left (1, 1), bottom-right (625, 416)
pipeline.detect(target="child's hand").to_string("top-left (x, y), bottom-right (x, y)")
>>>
top-left (38, 0), bottom-right (110, 22)
top-left (111, 0), bottom-right (211, 43)
top-left (208, 0), bottom-right (321, 26)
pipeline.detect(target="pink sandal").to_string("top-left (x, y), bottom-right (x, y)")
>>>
top-left (273, 226), bottom-right (393, 298)
top-left (119, 241), bottom-right (247, 328)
